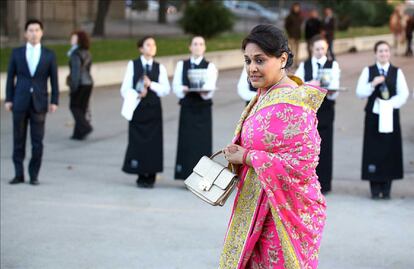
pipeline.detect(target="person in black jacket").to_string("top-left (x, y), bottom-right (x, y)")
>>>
top-left (284, 2), bottom-right (303, 67)
top-left (5, 19), bottom-right (59, 186)
top-left (322, 7), bottom-right (336, 60)
top-left (305, 9), bottom-right (322, 59)
top-left (68, 31), bottom-right (94, 140)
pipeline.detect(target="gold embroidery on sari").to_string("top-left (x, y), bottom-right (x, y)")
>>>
top-left (219, 168), bottom-right (263, 268)
top-left (269, 206), bottom-right (301, 269)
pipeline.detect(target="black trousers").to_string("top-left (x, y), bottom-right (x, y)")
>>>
top-left (12, 101), bottom-right (46, 180)
top-left (70, 85), bottom-right (93, 139)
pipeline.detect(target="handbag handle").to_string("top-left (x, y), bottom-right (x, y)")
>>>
top-left (210, 150), bottom-right (237, 174)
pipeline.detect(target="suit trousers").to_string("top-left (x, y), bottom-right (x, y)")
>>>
top-left (12, 99), bottom-right (46, 179)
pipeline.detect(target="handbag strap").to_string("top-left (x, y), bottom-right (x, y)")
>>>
top-left (210, 150), bottom-right (237, 174)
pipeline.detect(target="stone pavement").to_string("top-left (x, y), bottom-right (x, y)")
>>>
top-left (1, 50), bottom-right (413, 269)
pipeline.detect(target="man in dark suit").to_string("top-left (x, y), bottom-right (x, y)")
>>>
top-left (5, 19), bottom-right (59, 185)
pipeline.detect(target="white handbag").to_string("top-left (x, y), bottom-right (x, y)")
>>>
top-left (184, 151), bottom-right (238, 206)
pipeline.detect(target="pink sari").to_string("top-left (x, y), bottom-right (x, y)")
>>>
top-left (219, 79), bottom-right (327, 269)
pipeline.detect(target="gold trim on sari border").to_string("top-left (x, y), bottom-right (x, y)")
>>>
top-left (256, 85), bottom-right (326, 114)
top-left (219, 168), bottom-right (262, 269)
top-left (270, 205), bottom-right (302, 269)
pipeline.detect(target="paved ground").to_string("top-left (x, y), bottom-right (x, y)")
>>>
top-left (1, 50), bottom-right (413, 269)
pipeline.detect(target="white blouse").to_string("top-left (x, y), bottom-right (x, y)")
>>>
top-left (237, 68), bottom-right (257, 102)
top-left (355, 62), bottom-right (409, 109)
top-left (120, 56), bottom-right (170, 120)
top-left (172, 56), bottom-right (218, 100)
top-left (295, 56), bottom-right (341, 100)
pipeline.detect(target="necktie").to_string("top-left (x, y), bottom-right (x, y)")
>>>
top-left (380, 68), bottom-right (387, 76)
top-left (190, 62), bottom-right (195, 69)
top-left (145, 64), bottom-right (151, 75)
top-left (317, 62), bottom-right (322, 70)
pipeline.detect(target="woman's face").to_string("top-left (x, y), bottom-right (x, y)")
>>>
top-left (244, 42), bottom-right (286, 89)
top-left (189, 36), bottom-right (206, 58)
top-left (70, 34), bottom-right (78, 46)
top-left (140, 38), bottom-right (157, 57)
top-left (375, 43), bottom-right (391, 64)
top-left (312, 40), bottom-right (328, 59)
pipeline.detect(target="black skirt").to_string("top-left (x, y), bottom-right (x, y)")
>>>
top-left (122, 102), bottom-right (163, 174)
top-left (175, 102), bottom-right (212, 180)
top-left (361, 110), bottom-right (403, 181)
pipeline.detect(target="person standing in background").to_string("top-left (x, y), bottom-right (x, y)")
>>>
top-left (405, 14), bottom-right (414, 57)
top-left (305, 9), bottom-right (322, 59)
top-left (237, 67), bottom-right (257, 105)
top-left (67, 31), bottom-right (94, 140)
top-left (295, 35), bottom-right (341, 194)
top-left (356, 41), bottom-right (409, 199)
top-left (322, 7), bottom-right (336, 61)
top-left (389, 5), bottom-right (405, 55)
top-left (5, 19), bottom-right (59, 186)
top-left (284, 2), bottom-right (303, 67)
top-left (120, 36), bottom-right (170, 188)
top-left (173, 36), bottom-right (218, 180)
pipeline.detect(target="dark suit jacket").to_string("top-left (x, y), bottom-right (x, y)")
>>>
top-left (6, 45), bottom-right (59, 113)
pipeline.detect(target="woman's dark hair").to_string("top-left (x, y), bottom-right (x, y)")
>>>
top-left (242, 24), bottom-right (294, 69)
top-left (309, 34), bottom-right (327, 47)
top-left (72, 31), bottom-right (90, 50)
top-left (137, 35), bottom-right (155, 48)
top-left (25, 19), bottom-right (43, 31)
top-left (374, 40), bottom-right (390, 53)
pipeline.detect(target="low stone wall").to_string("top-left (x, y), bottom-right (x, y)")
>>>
top-left (0, 34), bottom-right (392, 100)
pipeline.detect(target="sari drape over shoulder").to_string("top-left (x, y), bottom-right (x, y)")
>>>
top-left (219, 79), bottom-right (327, 269)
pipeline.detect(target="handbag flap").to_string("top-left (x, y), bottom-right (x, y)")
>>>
top-left (214, 169), bottom-right (236, 190)
top-left (193, 156), bottom-right (235, 191)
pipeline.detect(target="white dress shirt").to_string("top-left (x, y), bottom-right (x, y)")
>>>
top-left (120, 55), bottom-right (170, 121)
top-left (295, 56), bottom-right (341, 100)
top-left (26, 42), bottom-right (41, 77)
top-left (356, 62), bottom-right (409, 109)
top-left (237, 68), bottom-right (257, 102)
top-left (172, 56), bottom-right (218, 100)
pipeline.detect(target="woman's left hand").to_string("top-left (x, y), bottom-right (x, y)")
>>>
top-left (223, 144), bottom-right (246, 165)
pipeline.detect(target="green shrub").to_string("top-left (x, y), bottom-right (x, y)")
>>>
top-left (179, 1), bottom-right (234, 38)
top-left (319, 0), bottom-right (393, 29)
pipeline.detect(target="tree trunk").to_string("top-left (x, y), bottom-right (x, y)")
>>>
top-left (158, 0), bottom-right (167, 24)
top-left (93, 0), bottom-right (111, 37)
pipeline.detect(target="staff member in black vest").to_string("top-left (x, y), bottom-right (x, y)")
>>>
top-left (120, 36), bottom-right (170, 188)
top-left (5, 19), bottom-right (59, 185)
top-left (356, 41), bottom-right (409, 199)
top-left (237, 67), bottom-right (257, 105)
top-left (172, 36), bottom-right (218, 180)
top-left (295, 35), bottom-right (340, 194)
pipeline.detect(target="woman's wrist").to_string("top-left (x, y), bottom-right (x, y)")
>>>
top-left (242, 150), bottom-right (250, 166)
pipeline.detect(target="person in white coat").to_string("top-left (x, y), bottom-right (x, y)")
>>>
top-left (237, 67), bottom-right (257, 105)
top-left (172, 36), bottom-right (218, 180)
top-left (295, 34), bottom-right (340, 194)
top-left (356, 40), bottom-right (409, 199)
top-left (120, 36), bottom-right (170, 188)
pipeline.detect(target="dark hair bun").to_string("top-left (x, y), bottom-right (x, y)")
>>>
top-left (242, 24), bottom-right (294, 69)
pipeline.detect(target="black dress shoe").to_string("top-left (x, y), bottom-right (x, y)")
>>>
top-left (136, 179), bottom-right (154, 189)
top-left (9, 177), bottom-right (24, 184)
top-left (382, 193), bottom-right (391, 200)
top-left (371, 194), bottom-right (381, 200)
top-left (29, 179), bottom-right (40, 185)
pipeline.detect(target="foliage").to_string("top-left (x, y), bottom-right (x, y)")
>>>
top-left (318, 0), bottom-right (394, 30)
top-left (179, 0), bottom-right (234, 38)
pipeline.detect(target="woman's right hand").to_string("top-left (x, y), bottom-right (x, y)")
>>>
top-left (139, 87), bottom-right (148, 98)
top-left (371, 76), bottom-right (385, 87)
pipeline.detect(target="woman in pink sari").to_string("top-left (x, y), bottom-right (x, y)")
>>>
top-left (220, 25), bottom-right (327, 269)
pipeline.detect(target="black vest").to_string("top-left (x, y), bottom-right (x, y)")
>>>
top-left (181, 58), bottom-right (211, 106)
top-left (133, 58), bottom-right (160, 105)
top-left (304, 59), bottom-right (333, 82)
top-left (366, 64), bottom-right (398, 112)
